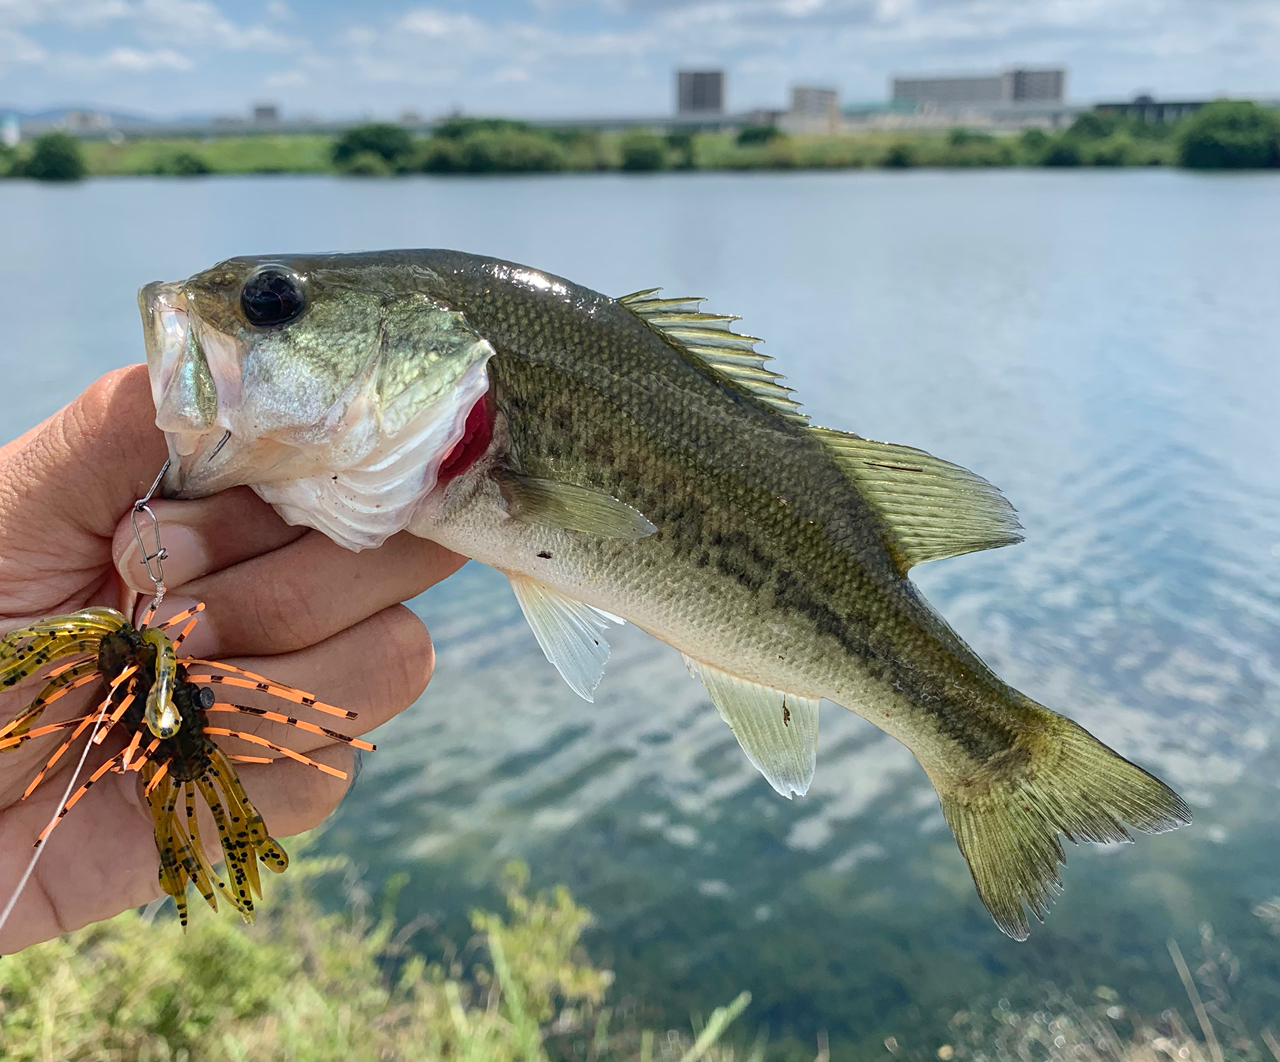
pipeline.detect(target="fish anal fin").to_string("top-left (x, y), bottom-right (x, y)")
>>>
top-left (812, 427), bottom-right (1023, 572)
top-left (505, 474), bottom-right (657, 541)
top-left (932, 710), bottom-right (1191, 940)
top-left (620, 289), bottom-right (808, 424)
top-left (683, 656), bottom-right (820, 798)
top-left (508, 574), bottom-right (623, 702)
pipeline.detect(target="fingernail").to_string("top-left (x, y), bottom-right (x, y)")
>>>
top-left (117, 523), bottom-right (211, 593)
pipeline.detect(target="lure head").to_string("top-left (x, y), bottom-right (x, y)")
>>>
top-left (139, 253), bottom-right (495, 551)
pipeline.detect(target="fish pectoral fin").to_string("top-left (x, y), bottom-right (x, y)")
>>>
top-left (812, 428), bottom-right (1024, 572)
top-left (504, 474), bottom-right (657, 541)
top-left (931, 708), bottom-right (1191, 941)
top-left (508, 574), bottom-right (623, 702)
top-left (683, 656), bottom-right (820, 799)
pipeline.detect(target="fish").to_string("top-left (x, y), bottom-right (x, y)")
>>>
top-left (138, 250), bottom-right (1190, 939)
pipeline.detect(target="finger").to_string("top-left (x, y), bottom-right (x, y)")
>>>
top-left (0, 755), bottom-right (166, 952)
top-left (235, 743), bottom-right (356, 840)
top-left (198, 603), bottom-right (436, 747)
top-left (112, 490), bottom-right (307, 594)
top-left (0, 366), bottom-right (167, 621)
top-left (0, 366), bottom-right (165, 547)
top-left (162, 531), bottom-right (464, 660)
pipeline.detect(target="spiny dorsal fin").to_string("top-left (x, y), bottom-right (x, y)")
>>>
top-left (683, 655), bottom-right (820, 798)
top-left (620, 289), bottom-right (808, 424)
top-left (812, 427), bottom-right (1023, 572)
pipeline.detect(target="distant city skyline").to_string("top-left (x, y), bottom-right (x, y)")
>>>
top-left (1, 0), bottom-right (1276, 119)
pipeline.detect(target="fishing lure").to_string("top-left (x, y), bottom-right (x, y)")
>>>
top-left (0, 603), bottom-right (373, 925)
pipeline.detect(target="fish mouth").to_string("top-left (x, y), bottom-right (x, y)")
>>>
top-left (139, 277), bottom-right (496, 550)
top-left (139, 280), bottom-right (260, 498)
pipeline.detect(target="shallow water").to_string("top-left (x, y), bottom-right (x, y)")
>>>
top-left (3, 170), bottom-right (1279, 1055)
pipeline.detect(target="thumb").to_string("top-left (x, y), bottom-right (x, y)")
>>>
top-left (0, 365), bottom-right (167, 547)
top-left (0, 368), bottom-right (167, 598)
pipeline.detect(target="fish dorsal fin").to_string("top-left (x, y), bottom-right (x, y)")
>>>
top-left (620, 289), bottom-right (808, 424)
top-left (504, 474), bottom-right (656, 540)
top-left (812, 428), bottom-right (1023, 572)
top-left (683, 656), bottom-right (820, 798)
top-left (508, 574), bottom-right (624, 702)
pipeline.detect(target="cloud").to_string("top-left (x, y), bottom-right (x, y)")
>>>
top-left (0, 0), bottom-right (1277, 116)
top-left (96, 44), bottom-right (190, 70)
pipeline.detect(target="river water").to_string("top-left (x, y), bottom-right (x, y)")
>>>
top-left (2, 170), bottom-right (1279, 1056)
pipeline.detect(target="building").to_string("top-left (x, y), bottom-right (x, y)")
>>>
top-left (1095, 94), bottom-right (1207, 125)
top-left (1, 114), bottom-right (20, 148)
top-left (677, 70), bottom-right (724, 115)
top-left (252, 104), bottom-right (280, 124)
top-left (891, 67), bottom-right (1066, 110)
top-left (782, 86), bottom-right (840, 135)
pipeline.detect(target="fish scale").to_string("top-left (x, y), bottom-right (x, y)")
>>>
top-left (139, 248), bottom-right (1190, 940)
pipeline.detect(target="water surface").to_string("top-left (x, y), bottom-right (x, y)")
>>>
top-left (2, 170), bottom-right (1279, 1056)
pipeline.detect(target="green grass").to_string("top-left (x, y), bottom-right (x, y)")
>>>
top-left (5, 840), bottom-right (1280, 1061)
top-left (81, 136), bottom-right (335, 176)
top-left (0, 853), bottom-right (757, 1062)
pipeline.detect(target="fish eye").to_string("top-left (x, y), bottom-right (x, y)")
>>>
top-left (240, 268), bottom-right (306, 327)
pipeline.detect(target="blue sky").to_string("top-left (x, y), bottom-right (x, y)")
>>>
top-left (1, 0), bottom-right (1277, 119)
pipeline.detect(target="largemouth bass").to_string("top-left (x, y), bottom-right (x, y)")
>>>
top-left (138, 250), bottom-right (1189, 939)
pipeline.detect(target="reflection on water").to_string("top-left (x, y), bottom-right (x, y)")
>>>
top-left (2, 170), bottom-right (1279, 1056)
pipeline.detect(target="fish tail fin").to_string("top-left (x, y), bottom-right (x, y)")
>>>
top-left (933, 707), bottom-right (1190, 940)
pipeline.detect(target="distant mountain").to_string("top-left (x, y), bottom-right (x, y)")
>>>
top-left (0, 107), bottom-right (158, 128)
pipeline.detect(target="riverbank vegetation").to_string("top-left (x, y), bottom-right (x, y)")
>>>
top-left (2, 102), bottom-right (1278, 182)
top-left (4, 847), bottom-right (1280, 1061)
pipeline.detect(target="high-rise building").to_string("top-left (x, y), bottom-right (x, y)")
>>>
top-left (891, 68), bottom-right (1066, 109)
top-left (677, 71), bottom-right (725, 115)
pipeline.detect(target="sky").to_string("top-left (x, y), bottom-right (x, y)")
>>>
top-left (1, 0), bottom-right (1277, 120)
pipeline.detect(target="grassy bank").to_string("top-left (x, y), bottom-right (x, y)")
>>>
top-left (5, 847), bottom-right (1280, 1061)
top-left (2, 102), bottom-right (1277, 181)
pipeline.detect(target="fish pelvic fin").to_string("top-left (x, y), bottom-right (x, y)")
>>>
top-left (812, 428), bottom-right (1023, 573)
top-left (507, 573), bottom-right (624, 702)
top-left (932, 709), bottom-right (1190, 940)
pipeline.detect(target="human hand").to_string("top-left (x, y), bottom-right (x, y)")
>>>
top-left (0, 365), bottom-right (465, 952)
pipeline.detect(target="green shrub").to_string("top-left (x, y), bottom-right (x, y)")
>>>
top-left (0, 856), bottom-right (753, 1062)
top-left (340, 150), bottom-right (393, 176)
top-left (20, 132), bottom-right (86, 181)
top-left (332, 123), bottom-right (415, 172)
top-left (1084, 134), bottom-right (1136, 166)
top-left (938, 137), bottom-right (1015, 167)
top-left (150, 149), bottom-right (213, 176)
top-left (881, 141), bottom-right (916, 168)
top-left (736, 125), bottom-right (781, 147)
top-left (620, 132), bottom-right (667, 171)
top-left (433, 117), bottom-right (533, 140)
top-left (666, 130), bottom-right (696, 169)
top-left (1177, 100), bottom-right (1280, 169)
top-left (458, 129), bottom-right (565, 173)
top-left (1066, 111), bottom-right (1122, 140)
top-left (1041, 137), bottom-right (1083, 167)
top-left (1019, 128), bottom-right (1051, 163)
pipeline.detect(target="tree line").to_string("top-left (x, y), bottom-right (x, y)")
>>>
top-left (2, 101), bottom-right (1278, 182)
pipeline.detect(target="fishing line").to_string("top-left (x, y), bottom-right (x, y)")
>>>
top-left (0, 699), bottom-right (112, 939)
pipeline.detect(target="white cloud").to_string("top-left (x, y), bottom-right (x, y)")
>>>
top-left (97, 44), bottom-right (190, 70)
top-left (1, 0), bottom-right (1278, 116)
